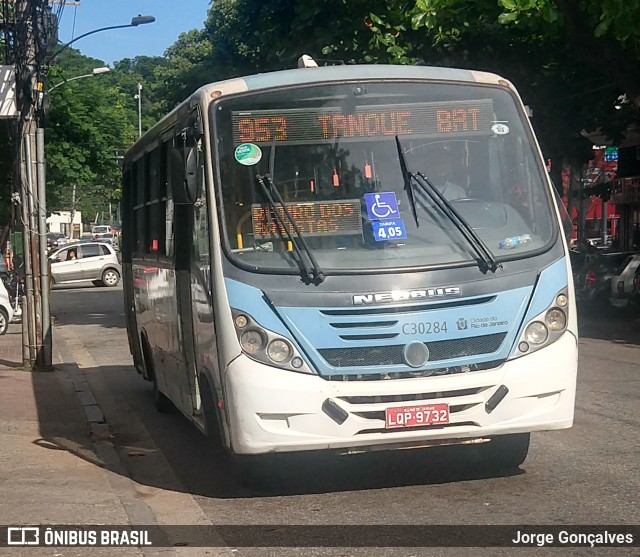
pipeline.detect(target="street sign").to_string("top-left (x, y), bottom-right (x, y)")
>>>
top-left (604, 147), bottom-right (618, 162)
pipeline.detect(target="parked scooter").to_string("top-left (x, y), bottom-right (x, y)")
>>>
top-left (0, 269), bottom-right (24, 323)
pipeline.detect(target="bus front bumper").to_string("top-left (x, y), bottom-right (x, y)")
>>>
top-left (224, 332), bottom-right (578, 455)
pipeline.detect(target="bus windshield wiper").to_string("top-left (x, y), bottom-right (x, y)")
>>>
top-left (395, 136), bottom-right (500, 274)
top-left (255, 174), bottom-right (325, 284)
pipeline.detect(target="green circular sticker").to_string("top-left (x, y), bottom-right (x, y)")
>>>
top-left (234, 143), bottom-right (262, 166)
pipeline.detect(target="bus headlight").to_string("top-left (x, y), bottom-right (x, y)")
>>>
top-left (267, 339), bottom-right (292, 363)
top-left (555, 293), bottom-right (568, 307)
top-left (240, 329), bottom-right (265, 353)
top-left (235, 314), bottom-right (249, 328)
top-left (545, 308), bottom-right (566, 331)
top-left (511, 288), bottom-right (570, 359)
top-left (231, 309), bottom-right (315, 374)
top-left (525, 321), bottom-right (548, 345)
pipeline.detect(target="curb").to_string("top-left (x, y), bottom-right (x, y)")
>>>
top-left (53, 325), bottom-right (173, 555)
top-left (53, 321), bottom-right (231, 555)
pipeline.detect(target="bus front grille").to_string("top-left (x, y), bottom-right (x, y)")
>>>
top-left (317, 333), bottom-right (506, 368)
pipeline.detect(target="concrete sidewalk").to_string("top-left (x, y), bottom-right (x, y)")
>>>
top-left (0, 324), bottom-right (23, 369)
top-left (0, 323), bottom-right (147, 556)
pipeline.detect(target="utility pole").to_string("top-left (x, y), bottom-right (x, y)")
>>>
top-left (14, 0), bottom-right (45, 368)
top-left (70, 183), bottom-right (77, 239)
top-left (578, 173), bottom-right (587, 247)
top-left (10, 0), bottom-right (56, 369)
top-left (135, 82), bottom-right (142, 138)
top-left (7, 4), bottom-right (152, 370)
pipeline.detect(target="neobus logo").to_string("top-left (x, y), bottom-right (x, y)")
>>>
top-left (353, 287), bottom-right (462, 305)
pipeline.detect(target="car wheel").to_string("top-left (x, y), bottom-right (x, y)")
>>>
top-left (101, 268), bottom-right (120, 287)
top-left (0, 308), bottom-right (8, 335)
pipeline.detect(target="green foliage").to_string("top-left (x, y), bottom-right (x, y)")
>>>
top-left (157, 0), bottom-right (412, 107)
top-left (45, 50), bottom-right (139, 219)
top-left (155, 29), bottom-right (213, 110)
top-left (371, 0), bottom-right (640, 165)
top-left (114, 55), bottom-right (169, 124)
top-left (5, 0), bottom-right (639, 232)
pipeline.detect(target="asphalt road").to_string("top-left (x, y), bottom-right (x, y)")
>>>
top-left (50, 285), bottom-right (640, 556)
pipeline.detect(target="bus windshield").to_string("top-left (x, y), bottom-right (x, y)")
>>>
top-left (213, 81), bottom-right (555, 274)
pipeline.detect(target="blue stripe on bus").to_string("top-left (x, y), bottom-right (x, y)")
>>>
top-left (224, 258), bottom-right (567, 376)
top-left (520, 258), bottom-right (568, 322)
top-left (224, 278), bottom-right (292, 337)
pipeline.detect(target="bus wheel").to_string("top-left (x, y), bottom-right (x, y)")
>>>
top-left (478, 433), bottom-right (530, 470)
top-left (152, 372), bottom-right (173, 413)
top-left (199, 378), bottom-right (224, 453)
top-left (142, 338), bottom-right (172, 413)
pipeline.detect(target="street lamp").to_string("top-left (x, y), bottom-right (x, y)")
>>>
top-left (48, 66), bottom-right (110, 93)
top-left (134, 82), bottom-right (142, 138)
top-left (49, 15), bottom-right (156, 61)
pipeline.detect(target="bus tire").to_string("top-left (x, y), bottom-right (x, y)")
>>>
top-left (198, 376), bottom-right (224, 453)
top-left (478, 433), bottom-right (530, 470)
top-left (141, 336), bottom-right (172, 413)
top-left (152, 372), bottom-right (173, 413)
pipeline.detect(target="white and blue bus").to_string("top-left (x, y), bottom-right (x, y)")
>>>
top-left (121, 59), bottom-right (577, 470)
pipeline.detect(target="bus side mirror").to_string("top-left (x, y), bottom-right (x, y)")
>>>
top-left (170, 129), bottom-right (201, 204)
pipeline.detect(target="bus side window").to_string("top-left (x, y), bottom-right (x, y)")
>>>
top-left (134, 159), bottom-right (147, 258)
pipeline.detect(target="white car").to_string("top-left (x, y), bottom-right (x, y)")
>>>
top-left (96, 233), bottom-right (118, 247)
top-left (49, 242), bottom-right (122, 287)
top-left (91, 225), bottom-right (112, 238)
top-left (0, 277), bottom-right (14, 335)
top-left (609, 254), bottom-right (640, 308)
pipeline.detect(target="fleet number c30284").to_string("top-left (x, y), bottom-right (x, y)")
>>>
top-left (402, 321), bottom-right (448, 335)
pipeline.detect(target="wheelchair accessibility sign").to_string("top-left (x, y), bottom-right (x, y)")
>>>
top-left (365, 192), bottom-right (407, 242)
top-left (364, 192), bottom-right (400, 220)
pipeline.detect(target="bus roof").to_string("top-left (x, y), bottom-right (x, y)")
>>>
top-left (195, 63), bottom-right (510, 100)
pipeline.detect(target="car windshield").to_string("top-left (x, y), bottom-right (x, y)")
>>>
top-left (213, 81), bottom-right (556, 273)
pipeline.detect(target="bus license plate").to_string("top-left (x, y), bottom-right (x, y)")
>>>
top-left (385, 403), bottom-right (449, 429)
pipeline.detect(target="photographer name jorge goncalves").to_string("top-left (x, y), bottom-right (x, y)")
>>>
top-left (512, 530), bottom-right (634, 547)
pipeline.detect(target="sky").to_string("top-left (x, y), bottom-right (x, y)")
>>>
top-left (55, 0), bottom-right (211, 65)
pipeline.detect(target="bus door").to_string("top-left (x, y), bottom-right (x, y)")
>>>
top-left (188, 191), bottom-right (219, 419)
top-left (171, 124), bottom-right (218, 421)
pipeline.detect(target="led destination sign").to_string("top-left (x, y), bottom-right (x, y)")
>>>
top-left (233, 100), bottom-right (494, 145)
top-left (251, 199), bottom-right (362, 238)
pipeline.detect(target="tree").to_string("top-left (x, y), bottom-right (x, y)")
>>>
top-left (155, 29), bottom-right (212, 110)
top-left (165, 0), bottom-right (638, 187)
top-left (114, 55), bottom-right (168, 125)
top-left (384, 0), bottom-right (640, 152)
top-left (157, 0), bottom-right (403, 108)
top-left (45, 51), bottom-right (138, 223)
